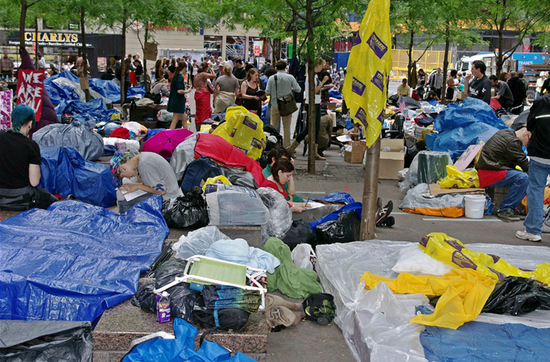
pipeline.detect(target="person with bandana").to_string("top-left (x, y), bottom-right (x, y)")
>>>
top-left (0, 104), bottom-right (57, 210)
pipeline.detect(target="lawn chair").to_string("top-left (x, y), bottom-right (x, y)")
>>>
top-left (154, 255), bottom-right (267, 310)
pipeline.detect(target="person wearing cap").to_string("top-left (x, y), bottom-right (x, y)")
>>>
top-left (0, 104), bottom-right (57, 210)
top-left (535, 72), bottom-right (546, 100)
top-left (110, 151), bottom-right (182, 213)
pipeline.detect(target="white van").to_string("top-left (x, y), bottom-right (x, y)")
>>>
top-left (456, 53), bottom-right (516, 76)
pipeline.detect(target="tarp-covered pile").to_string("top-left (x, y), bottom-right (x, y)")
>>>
top-left (0, 196), bottom-right (169, 322)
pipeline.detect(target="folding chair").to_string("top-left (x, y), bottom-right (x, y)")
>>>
top-left (154, 255), bottom-right (267, 310)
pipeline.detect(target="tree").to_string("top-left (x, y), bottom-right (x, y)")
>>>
top-left (474, 0), bottom-right (550, 76)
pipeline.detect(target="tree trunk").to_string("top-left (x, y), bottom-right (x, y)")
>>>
top-left (81, 7), bottom-right (91, 102)
top-left (407, 30), bottom-right (414, 83)
top-left (306, 0), bottom-right (315, 174)
top-left (19, 0), bottom-right (27, 50)
top-left (292, 10), bottom-right (298, 59)
top-left (34, 18), bottom-right (38, 66)
top-left (496, 26), bottom-right (504, 77)
top-left (143, 25), bottom-right (149, 91)
top-left (360, 137), bottom-right (380, 240)
top-left (441, 23), bottom-right (450, 103)
top-left (120, 10), bottom-right (127, 104)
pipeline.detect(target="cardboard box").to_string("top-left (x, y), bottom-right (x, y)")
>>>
top-left (344, 140), bottom-right (366, 164)
top-left (379, 139), bottom-right (405, 179)
top-left (429, 183), bottom-right (485, 196)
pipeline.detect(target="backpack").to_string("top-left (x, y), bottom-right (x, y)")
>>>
top-left (144, 91), bottom-right (161, 104)
top-left (302, 293), bottom-right (336, 326)
top-left (180, 157), bottom-right (222, 191)
top-left (542, 208), bottom-right (550, 233)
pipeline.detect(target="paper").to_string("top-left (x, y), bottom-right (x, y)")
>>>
top-left (120, 188), bottom-right (148, 201)
top-left (337, 134), bottom-right (353, 142)
top-left (304, 201), bottom-right (326, 210)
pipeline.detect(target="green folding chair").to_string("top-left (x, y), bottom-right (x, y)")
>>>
top-left (154, 255), bottom-right (267, 310)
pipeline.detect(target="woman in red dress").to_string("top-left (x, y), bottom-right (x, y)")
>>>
top-left (193, 62), bottom-right (216, 130)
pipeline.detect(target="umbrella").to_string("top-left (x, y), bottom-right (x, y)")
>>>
top-left (142, 128), bottom-right (193, 159)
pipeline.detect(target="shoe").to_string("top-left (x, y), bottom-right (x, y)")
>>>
top-left (515, 230), bottom-right (542, 242)
top-left (376, 200), bottom-right (393, 226)
top-left (286, 140), bottom-right (300, 159)
top-left (314, 145), bottom-right (326, 161)
top-left (497, 209), bottom-right (520, 222)
top-left (513, 207), bottom-right (526, 220)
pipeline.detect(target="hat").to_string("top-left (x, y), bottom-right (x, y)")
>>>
top-left (541, 72), bottom-right (547, 77)
top-left (11, 104), bottom-right (36, 131)
top-left (110, 152), bottom-right (133, 177)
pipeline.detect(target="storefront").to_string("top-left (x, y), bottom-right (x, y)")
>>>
top-left (3, 30), bottom-right (120, 78)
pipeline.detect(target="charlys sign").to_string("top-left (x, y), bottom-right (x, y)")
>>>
top-left (8, 32), bottom-right (92, 47)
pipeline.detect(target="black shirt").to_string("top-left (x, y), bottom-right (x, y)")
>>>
top-left (468, 75), bottom-right (491, 104)
top-left (232, 66), bottom-right (246, 81)
top-left (0, 131), bottom-right (41, 189)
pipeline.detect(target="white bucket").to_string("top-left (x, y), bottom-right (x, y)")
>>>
top-left (464, 195), bottom-right (485, 219)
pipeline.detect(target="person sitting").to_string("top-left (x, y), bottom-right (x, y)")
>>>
top-left (260, 158), bottom-right (309, 213)
top-left (0, 105), bottom-right (58, 210)
top-left (262, 147), bottom-right (303, 203)
top-left (396, 78), bottom-right (411, 96)
top-left (101, 68), bottom-right (115, 80)
top-left (475, 127), bottom-right (530, 221)
top-left (424, 86), bottom-right (440, 102)
top-left (151, 78), bottom-right (170, 97)
top-left (110, 151), bottom-right (183, 213)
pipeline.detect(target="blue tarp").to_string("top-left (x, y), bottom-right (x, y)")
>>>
top-left (432, 97), bottom-right (510, 160)
top-left (309, 202), bottom-right (362, 231)
top-left (122, 318), bottom-right (257, 362)
top-left (311, 192), bottom-right (355, 205)
top-left (44, 71), bottom-right (122, 104)
top-left (39, 146), bottom-right (117, 207)
top-left (0, 196), bottom-right (169, 322)
top-left (55, 98), bottom-right (119, 125)
top-left (127, 85), bottom-right (146, 98)
top-left (421, 321), bottom-right (550, 362)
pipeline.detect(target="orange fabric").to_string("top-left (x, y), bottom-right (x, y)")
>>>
top-left (402, 207), bottom-right (464, 218)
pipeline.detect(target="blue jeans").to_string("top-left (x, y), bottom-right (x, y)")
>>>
top-left (524, 159), bottom-right (550, 235)
top-left (489, 170), bottom-right (528, 211)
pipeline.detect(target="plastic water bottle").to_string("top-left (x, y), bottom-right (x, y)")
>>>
top-left (156, 292), bottom-right (171, 323)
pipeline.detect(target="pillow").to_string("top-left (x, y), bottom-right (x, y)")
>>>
top-left (392, 244), bottom-right (453, 276)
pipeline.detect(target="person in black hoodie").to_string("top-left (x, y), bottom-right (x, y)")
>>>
top-left (516, 94), bottom-right (550, 242)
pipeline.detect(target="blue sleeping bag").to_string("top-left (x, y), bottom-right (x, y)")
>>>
top-left (0, 196), bottom-right (169, 322)
top-left (39, 146), bottom-right (117, 207)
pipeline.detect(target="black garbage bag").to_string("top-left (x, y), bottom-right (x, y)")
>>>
top-left (162, 187), bottom-right (209, 229)
top-left (0, 320), bottom-right (92, 361)
top-left (281, 219), bottom-right (317, 250)
top-left (315, 211), bottom-right (361, 246)
top-left (220, 165), bottom-right (258, 189)
top-left (154, 260), bottom-right (198, 322)
top-left (482, 276), bottom-right (550, 316)
top-left (131, 281), bottom-right (157, 313)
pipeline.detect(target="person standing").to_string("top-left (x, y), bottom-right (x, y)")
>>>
top-left (535, 72), bottom-right (546, 100)
top-left (266, 60), bottom-right (302, 148)
top-left (1, 49), bottom-right (14, 78)
top-left (464, 60), bottom-right (491, 105)
top-left (507, 71), bottom-right (527, 114)
top-left (516, 94), bottom-right (550, 242)
top-left (446, 69), bottom-right (458, 101)
top-left (430, 68), bottom-right (444, 98)
top-left (232, 58), bottom-right (246, 82)
top-left (193, 62), bottom-right (216, 129)
top-left (213, 64), bottom-right (239, 113)
top-left (241, 68), bottom-right (264, 114)
top-left (0, 105), bottom-right (57, 210)
top-left (167, 62), bottom-right (191, 130)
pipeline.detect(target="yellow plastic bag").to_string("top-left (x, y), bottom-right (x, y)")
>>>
top-left (202, 175), bottom-right (231, 192)
top-left (212, 106), bottom-right (266, 160)
top-left (359, 268), bottom-right (495, 329)
top-left (420, 232), bottom-right (550, 285)
top-left (437, 165), bottom-right (480, 189)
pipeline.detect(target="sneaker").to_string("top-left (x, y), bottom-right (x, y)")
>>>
top-left (497, 209), bottom-right (521, 222)
top-left (513, 207), bottom-right (526, 220)
top-left (515, 230), bottom-right (542, 242)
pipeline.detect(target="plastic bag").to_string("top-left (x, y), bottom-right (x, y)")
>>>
top-left (420, 232), bottom-right (550, 285)
top-left (400, 183), bottom-right (465, 218)
top-left (162, 187), bottom-right (209, 229)
top-left (169, 134), bottom-right (198, 182)
top-left (257, 187), bottom-right (292, 240)
top-left (434, 97), bottom-right (508, 133)
top-left (205, 184), bottom-right (269, 226)
top-left (482, 276), bottom-right (550, 316)
top-left (212, 106), bottom-right (266, 160)
top-left (154, 260), bottom-right (198, 322)
top-left (416, 151), bottom-right (452, 185)
top-left (219, 165), bottom-right (258, 189)
top-left (291, 244), bottom-right (316, 270)
top-left (202, 175), bottom-right (231, 192)
top-left (391, 243), bottom-right (453, 276)
top-left (315, 211), bottom-right (361, 246)
top-left (131, 281), bottom-right (157, 313)
top-left (437, 165), bottom-right (480, 189)
top-left (281, 219), bottom-right (317, 250)
top-left (172, 226), bottom-right (231, 260)
top-left (33, 120), bottom-right (104, 161)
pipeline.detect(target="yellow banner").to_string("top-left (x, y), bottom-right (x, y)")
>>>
top-left (342, 0), bottom-right (392, 147)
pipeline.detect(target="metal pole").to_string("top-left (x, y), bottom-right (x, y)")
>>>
top-left (360, 136), bottom-right (380, 240)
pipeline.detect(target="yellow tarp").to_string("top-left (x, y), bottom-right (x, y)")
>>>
top-left (342, 0), bottom-right (392, 147)
top-left (212, 106), bottom-right (266, 160)
top-left (359, 268), bottom-right (495, 329)
top-left (437, 165), bottom-right (480, 189)
top-left (420, 232), bottom-right (550, 285)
